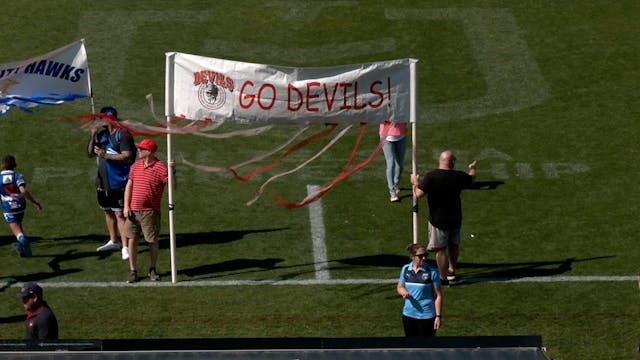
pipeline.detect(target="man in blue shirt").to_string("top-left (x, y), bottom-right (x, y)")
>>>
top-left (87, 106), bottom-right (136, 260)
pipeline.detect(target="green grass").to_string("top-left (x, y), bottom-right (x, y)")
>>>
top-left (1, 1), bottom-right (640, 359)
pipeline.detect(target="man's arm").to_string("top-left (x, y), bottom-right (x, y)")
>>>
top-left (123, 178), bottom-right (133, 218)
top-left (410, 173), bottom-right (425, 198)
top-left (468, 160), bottom-right (477, 178)
top-left (94, 149), bottom-right (134, 164)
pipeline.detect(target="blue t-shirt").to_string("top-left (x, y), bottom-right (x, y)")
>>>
top-left (398, 262), bottom-right (441, 319)
top-left (94, 128), bottom-right (135, 190)
top-left (0, 170), bottom-right (26, 215)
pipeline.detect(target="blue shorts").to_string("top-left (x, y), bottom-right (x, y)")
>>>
top-left (3, 211), bottom-right (24, 224)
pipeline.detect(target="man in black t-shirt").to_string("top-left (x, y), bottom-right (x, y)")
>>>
top-left (411, 150), bottom-right (477, 285)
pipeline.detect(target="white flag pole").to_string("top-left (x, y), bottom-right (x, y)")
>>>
top-left (165, 52), bottom-right (178, 284)
top-left (410, 59), bottom-right (419, 244)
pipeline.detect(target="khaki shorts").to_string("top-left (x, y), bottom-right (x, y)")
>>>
top-left (427, 222), bottom-right (461, 251)
top-left (124, 210), bottom-right (160, 243)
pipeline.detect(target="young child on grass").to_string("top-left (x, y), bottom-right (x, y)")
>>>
top-left (1, 155), bottom-right (42, 257)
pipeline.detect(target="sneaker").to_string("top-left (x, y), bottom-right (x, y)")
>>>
top-left (148, 268), bottom-right (160, 281)
top-left (121, 247), bottom-right (129, 260)
top-left (15, 241), bottom-right (24, 257)
top-left (127, 270), bottom-right (138, 283)
top-left (22, 242), bottom-right (32, 257)
top-left (446, 270), bottom-right (457, 281)
top-left (440, 278), bottom-right (450, 286)
top-left (393, 184), bottom-right (400, 196)
top-left (390, 194), bottom-right (400, 202)
top-left (17, 236), bottom-right (31, 257)
top-left (97, 240), bottom-right (121, 252)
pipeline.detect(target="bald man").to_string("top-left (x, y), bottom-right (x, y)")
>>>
top-left (411, 150), bottom-right (477, 285)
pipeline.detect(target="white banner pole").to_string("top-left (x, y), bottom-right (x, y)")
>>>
top-left (410, 60), bottom-right (419, 244)
top-left (165, 52), bottom-right (178, 284)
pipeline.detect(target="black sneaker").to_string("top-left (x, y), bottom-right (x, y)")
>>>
top-left (127, 270), bottom-right (138, 283)
top-left (440, 278), bottom-right (450, 286)
top-left (446, 270), bottom-right (457, 281)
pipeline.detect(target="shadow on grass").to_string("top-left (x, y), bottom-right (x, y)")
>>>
top-left (469, 181), bottom-right (505, 190)
top-left (0, 314), bottom-right (24, 325)
top-left (0, 269), bottom-right (82, 294)
top-left (0, 236), bottom-right (44, 246)
top-left (179, 258), bottom-right (285, 277)
top-left (337, 254), bottom-right (408, 268)
top-left (451, 256), bottom-right (614, 285)
top-left (158, 228), bottom-right (289, 249)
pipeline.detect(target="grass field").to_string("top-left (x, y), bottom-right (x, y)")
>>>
top-left (1, 1), bottom-right (639, 359)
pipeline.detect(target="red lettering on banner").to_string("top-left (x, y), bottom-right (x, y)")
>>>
top-left (369, 80), bottom-right (384, 108)
top-left (323, 83), bottom-right (339, 111)
top-left (239, 81), bottom-right (255, 109)
top-left (339, 83), bottom-right (352, 110)
top-left (306, 82), bottom-right (320, 112)
top-left (387, 77), bottom-right (392, 107)
top-left (288, 84), bottom-right (303, 111)
top-left (237, 78), bottom-right (394, 114)
top-left (353, 81), bottom-right (365, 110)
top-left (193, 70), bottom-right (235, 91)
top-left (257, 83), bottom-right (276, 110)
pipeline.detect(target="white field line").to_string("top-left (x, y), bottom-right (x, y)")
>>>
top-left (1, 276), bottom-right (638, 289)
top-left (307, 185), bottom-right (330, 280)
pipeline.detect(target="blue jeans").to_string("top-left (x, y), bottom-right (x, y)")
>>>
top-left (382, 137), bottom-right (407, 195)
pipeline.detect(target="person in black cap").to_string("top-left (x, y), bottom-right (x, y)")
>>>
top-left (87, 106), bottom-right (136, 260)
top-left (17, 282), bottom-right (58, 340)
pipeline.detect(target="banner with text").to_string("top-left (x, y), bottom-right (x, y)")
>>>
top-left (0, 40), bottom-right (91, 115)
top-left (167, 52), bottom-right (415, 125)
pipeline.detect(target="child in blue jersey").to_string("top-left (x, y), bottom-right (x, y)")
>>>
top-left (1, 155), bottom-right (42, 257)
top-left (397, 243), bottom-right (442, 336)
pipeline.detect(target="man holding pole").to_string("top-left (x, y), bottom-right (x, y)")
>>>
top-left (123, 139), bottom-right (175, 283)
top-left (411, 150), bottom-right (476, 285)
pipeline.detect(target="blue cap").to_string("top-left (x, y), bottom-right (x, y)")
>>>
top-left (100, 106), bottom-right (118, 119)
top-left (17, 282), bottom-right (42, 299)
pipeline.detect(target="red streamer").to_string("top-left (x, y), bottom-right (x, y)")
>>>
top-left (227, 124), bottom-right (338, 181)
top-left (274, 124), bottom-right (384, 209)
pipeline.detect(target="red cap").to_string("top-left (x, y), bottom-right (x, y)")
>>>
top-left (135, 139), bottom-right (158, 153)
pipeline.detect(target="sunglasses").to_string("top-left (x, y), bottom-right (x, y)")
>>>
top-left (414, 253), bottom-right (428, 258)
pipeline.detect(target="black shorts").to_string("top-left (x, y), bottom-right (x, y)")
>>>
top-left (97, 189), bottom-right (125, 212)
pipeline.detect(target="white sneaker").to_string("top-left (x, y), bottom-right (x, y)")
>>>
top-left (121, 247), bottom-right (129, 260)
top-left (97, 240), bottom-right (121, 252)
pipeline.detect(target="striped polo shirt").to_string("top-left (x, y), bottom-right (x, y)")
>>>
top-left (128, 157), bottom-right (168, 213)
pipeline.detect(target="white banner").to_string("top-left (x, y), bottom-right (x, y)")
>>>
top-left (166, 52), bottom-right (416, 125)
top-left (0, 40), bottom-right (91, 115)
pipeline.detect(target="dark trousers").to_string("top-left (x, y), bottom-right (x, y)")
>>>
top-left (402, 315), bottom-right (436, 337)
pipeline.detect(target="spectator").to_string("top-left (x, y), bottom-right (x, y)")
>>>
top-left (397, 243), bottom-right (442, 336)
top-left (123, 139), bottom-right (175, 283)
top-left (1, 155), bottom-right (42, 257)
top-left (379, 121), bottom-right (408, 202)
top-left (411, 150), bottom-right (476, 284)
top-left (87, 106), bottom-right (136, 260)
top-left (17, 282), bottom-right (58, 340)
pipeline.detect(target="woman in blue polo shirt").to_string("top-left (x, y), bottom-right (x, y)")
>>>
top-left (397, 243), bottom-right (443, 336)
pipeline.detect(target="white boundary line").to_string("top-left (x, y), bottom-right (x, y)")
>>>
top-left (1, 276), bottom-right (638, 289)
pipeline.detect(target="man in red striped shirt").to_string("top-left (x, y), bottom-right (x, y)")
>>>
top-left (123, 139), bottom-right (175, 283)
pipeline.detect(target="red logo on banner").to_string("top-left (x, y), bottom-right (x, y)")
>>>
top-left (193, 70), bottom-right (234, 111)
